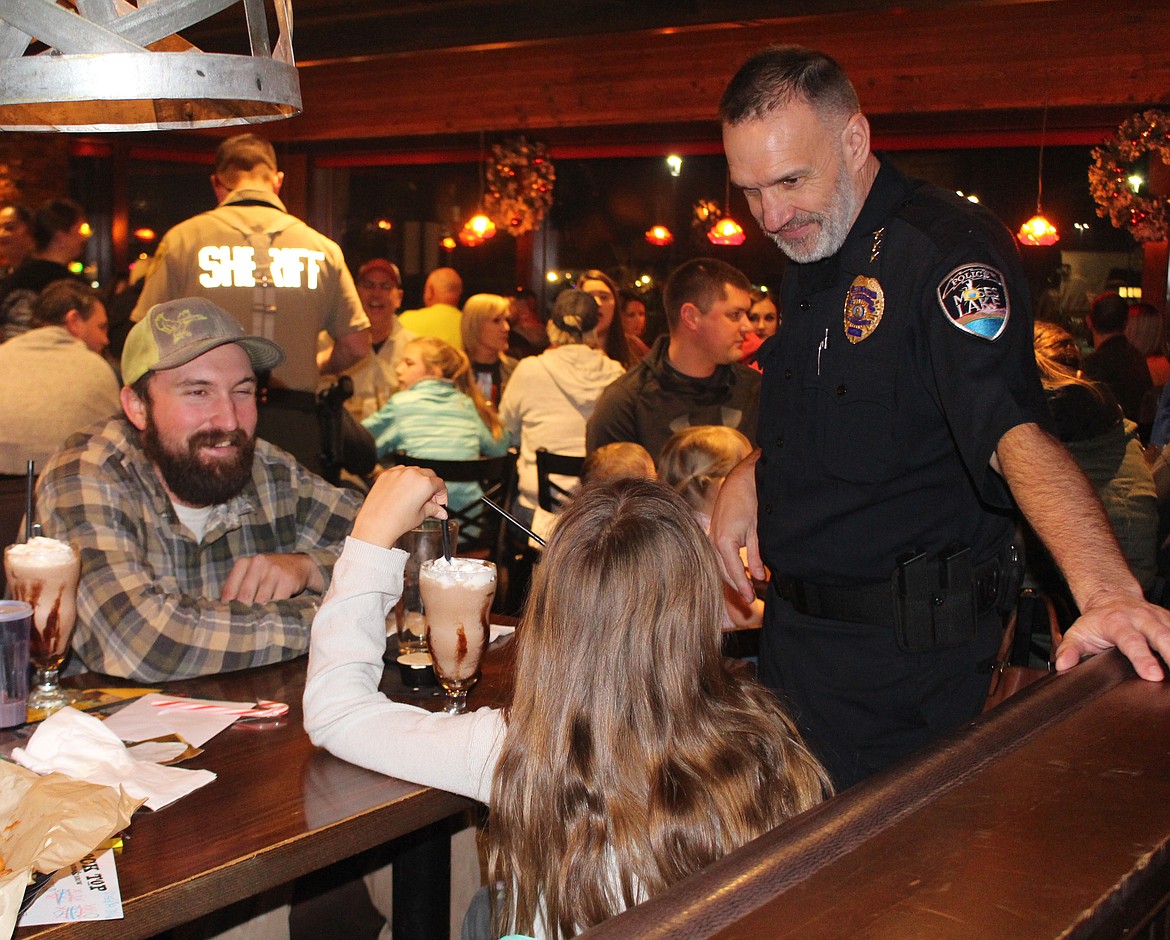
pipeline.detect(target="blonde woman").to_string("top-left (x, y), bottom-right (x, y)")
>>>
top-left (461, 293), bottom-right (517, 406)
top-left (1032, 320), bottom-right (1157, 593)
top-left (361, 336), bottom-right (507, 512)
top-left (305, 472), bottom-right (829, 940)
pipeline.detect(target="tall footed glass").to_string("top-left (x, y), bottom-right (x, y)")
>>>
top-left (419, 558), bottom-right (496, 714)
top-left (4, 538), bottom-right (81, 715)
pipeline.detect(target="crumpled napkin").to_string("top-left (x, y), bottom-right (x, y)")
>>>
top-left (11, 707), bottom-right (217, 811)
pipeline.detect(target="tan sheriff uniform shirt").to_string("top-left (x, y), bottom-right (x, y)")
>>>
top-left (132, 188), bottom-right (369, 391)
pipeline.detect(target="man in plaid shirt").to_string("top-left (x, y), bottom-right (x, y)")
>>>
top-left (37, 297), bottom-right (361, 682)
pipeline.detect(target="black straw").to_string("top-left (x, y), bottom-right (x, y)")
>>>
top-left (440, 517), bottom-right (452, 561)
top-left (24, 460), bottom-right (34, 542)
top-left (479, 495), bottom-right (545, 547)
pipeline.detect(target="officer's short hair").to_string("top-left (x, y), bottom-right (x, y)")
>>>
top-left (31, 279), bottom-right (100, 328)
top-left (215, 134), bottom-right (278, 184)
top-left (663, 258), bottom-right (752, 331)
top-left (719, 45), bottom-right (860, 127)
top-left (1089, 291), bottom-right (1130, 334)
top-left (32, 198), bottom-right (85, 251)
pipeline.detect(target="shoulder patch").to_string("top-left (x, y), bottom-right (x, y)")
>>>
top-left (937, 264), bottom-right (1009, 341)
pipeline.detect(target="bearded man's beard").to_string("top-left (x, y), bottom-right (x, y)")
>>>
top-left (141, 420), bottom-right (256, 507)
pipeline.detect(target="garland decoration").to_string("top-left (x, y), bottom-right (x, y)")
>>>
top-left (693, 199), bottom-right (721, 229)
top-left (1089, 109), bottom-right (1170, 243)
top-left (484, 136), bottom-right (555, 236)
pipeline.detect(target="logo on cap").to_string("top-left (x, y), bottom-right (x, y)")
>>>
top-left (153, 307), bottom-right (208, 346)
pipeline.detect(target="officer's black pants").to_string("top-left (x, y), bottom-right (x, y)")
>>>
top-left (758, 589), bottom-right (1003, 790)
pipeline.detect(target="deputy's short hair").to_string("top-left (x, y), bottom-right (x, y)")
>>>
top-left (214, 134), bottom-right (278, 181)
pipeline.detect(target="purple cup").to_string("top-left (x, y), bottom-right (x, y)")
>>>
top-left (0, 600), bottom-right (31, 728)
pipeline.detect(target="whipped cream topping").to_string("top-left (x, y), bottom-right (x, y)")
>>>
top-left (6, 536), bottom-right (75, 565)
top-left (420, 557), bottom-right (496, 588)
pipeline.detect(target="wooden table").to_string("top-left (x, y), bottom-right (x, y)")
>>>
top-left (6, 632), bottom-right (516, 939)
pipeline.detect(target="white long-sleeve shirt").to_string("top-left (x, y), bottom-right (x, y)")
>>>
top-left (303, 536), bottom-right (504, 803)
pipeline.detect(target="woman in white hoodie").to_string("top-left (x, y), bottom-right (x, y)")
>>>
top-left (499, 289), bottom-right (625, 523)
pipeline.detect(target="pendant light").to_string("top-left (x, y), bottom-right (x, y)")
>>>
top-left (0, 0), bottom-right (300, 132)
top-left (708, 172), bottom-right (746, 246)
top-left (459, 132), bottom-right (498, 247)
top-left (645, 225), bottom-right (674, 246)
top-left (1017, 97), bottom-right (1059, 246)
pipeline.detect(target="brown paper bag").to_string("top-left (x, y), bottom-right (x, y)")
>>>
top-left (0, 761), bottom-right (144, 938)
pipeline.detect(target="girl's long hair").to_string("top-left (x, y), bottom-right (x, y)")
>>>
top-left (408, 336), bottom-right (503, 438)
top-left (488, 479), bottom-right (830, 939)
top-left (577, 269), bottom-right (634, 368)
top-left (657, 425), bottom-right (752, 514)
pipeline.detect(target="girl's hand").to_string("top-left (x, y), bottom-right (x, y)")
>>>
top-left (351, 466), bottom-right (448, 549)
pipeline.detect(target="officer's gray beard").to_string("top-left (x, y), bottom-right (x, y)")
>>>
top-left (768, 160), bottom-right (862, 265)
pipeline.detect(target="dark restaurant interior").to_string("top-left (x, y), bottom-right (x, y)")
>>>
top-left (3, 1), bottom-right (1170, 939)
top-left (3, 0), bottom-right (1167, 319)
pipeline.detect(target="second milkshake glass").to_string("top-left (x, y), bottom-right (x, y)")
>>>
top-left (419, 558), bottom-right (496, 713)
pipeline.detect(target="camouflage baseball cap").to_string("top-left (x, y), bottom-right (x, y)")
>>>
top-left (122, 297), bottom-right (285, 386)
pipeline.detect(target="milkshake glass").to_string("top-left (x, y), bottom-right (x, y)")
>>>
top-left (392, 520), bottom-right (459, 654)
top-left (4, 537), bottom-right (81, 714)
top-left (419, 558), bottom-right (496, 713)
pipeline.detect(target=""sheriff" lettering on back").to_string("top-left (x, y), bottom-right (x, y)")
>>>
top-left (197, 246), bottom-right (327, 289)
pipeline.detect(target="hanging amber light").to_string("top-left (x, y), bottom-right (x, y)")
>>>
top-left (1017, 103), bottom-right (1059, 247)
top-left (441, 235), bottom-right (457, 251)
top-left (708, 217), bottom-right (746, 246)
top-left (707, 172), bottom-right (747, 246)
top-left (458, 213), bottom-right (497, 247)
top-left (1018, 213), bottom-right (1059, 246)
top-left (645, 225), bottom-right (674, 246)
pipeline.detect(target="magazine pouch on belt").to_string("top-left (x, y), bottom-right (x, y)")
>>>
top-left (892, 546), bottom-right (977, 653)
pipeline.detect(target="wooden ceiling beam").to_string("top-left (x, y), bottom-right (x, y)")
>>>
top-left (268, 0), bottom-right (1170, 146)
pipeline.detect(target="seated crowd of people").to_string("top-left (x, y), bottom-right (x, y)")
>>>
top-left (4, 135), bottom-right (1170, 940)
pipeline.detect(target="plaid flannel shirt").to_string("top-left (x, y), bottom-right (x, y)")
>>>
top-left (36, 416), bottom-right (361, 681)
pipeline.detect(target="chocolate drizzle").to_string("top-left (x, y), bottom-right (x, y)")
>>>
top-left (15, 581), bottom-right (66, 663)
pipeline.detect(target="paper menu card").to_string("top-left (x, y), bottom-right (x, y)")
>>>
top-left (18, 848), bottom-right (123, 926)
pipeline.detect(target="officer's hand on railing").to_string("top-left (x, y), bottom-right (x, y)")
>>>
top-left (1056, 589), bottom-right (1170, 682)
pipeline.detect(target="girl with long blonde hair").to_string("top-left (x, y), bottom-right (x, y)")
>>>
top-left (1030, 320), bottom-right (1158, 593)
top-left (361, 336), bottom-right (507, 511)
top-left (305, 471), bottom-right (829, 940)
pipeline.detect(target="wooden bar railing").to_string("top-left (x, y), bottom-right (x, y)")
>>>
top-left (580, 651), bottom-right (1170, 939)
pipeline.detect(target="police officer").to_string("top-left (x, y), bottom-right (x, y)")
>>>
top-left (132, 133), bottom-right (370, 393)
top-left (711, 46), bottom-right (1170, 788)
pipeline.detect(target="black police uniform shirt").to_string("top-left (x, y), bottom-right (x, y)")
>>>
top-left (756, 156), bottom-right (1050, 586)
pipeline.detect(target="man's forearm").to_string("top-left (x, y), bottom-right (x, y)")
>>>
top-left (321, 328), bottom-right (372, 375)
top-left (996, 422), bottom-right (1142, 607)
